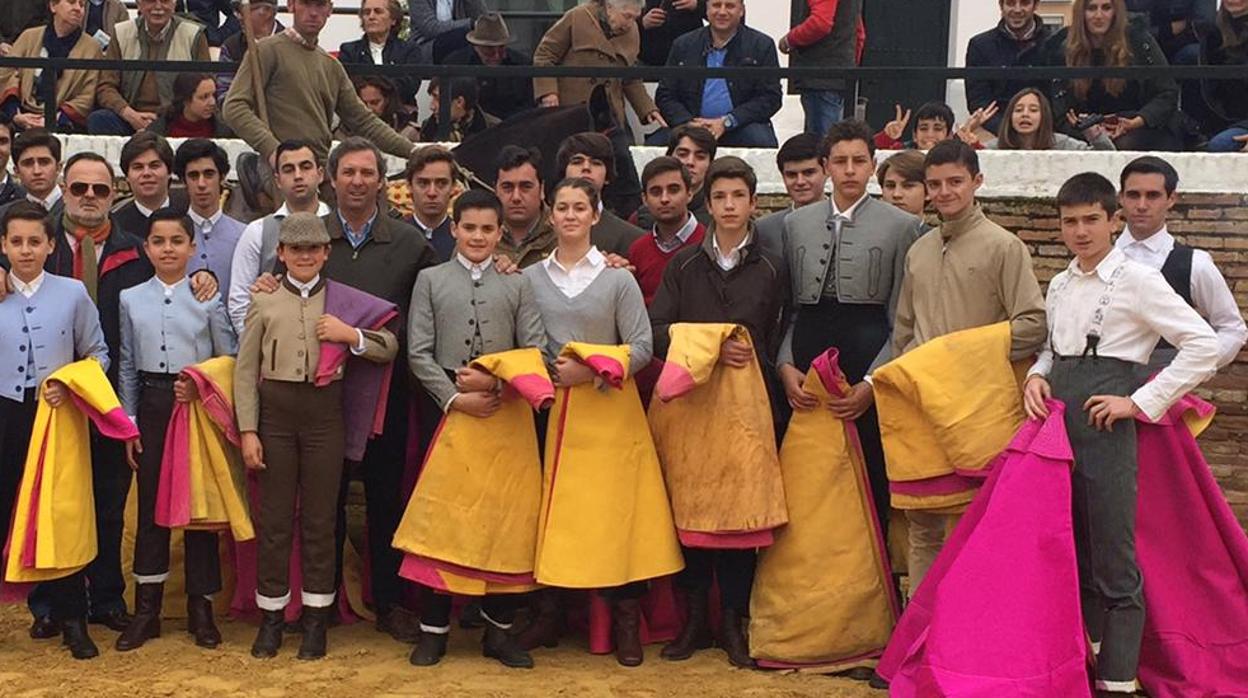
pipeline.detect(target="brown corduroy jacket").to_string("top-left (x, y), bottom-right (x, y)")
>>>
top-left (0, 25), bottom-right (102, 126)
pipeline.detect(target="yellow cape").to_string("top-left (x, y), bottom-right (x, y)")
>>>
top-left (535, 342), bottom-right (684, 588)
top-left (750, 355), bottom-right (898, 668)
top-left (393, 348), bottom-right (550, 596)
top-left (872, 322), bottom-right (1025, 511)
top-left (6, 359), bottom-right (136, 583)
top-left (648, 323), bottom-right (786, 538)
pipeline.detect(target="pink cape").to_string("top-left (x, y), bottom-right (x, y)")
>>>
top-left (154, 364), bottom-right (240, 530)
top-left (878, 400), bottom-right (1091, 697)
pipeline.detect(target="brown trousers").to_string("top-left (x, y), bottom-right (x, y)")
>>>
top-left (256, 380), bottom-right (344, 607)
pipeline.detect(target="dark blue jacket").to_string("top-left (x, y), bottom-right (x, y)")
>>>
top-left (337, 36), bottom-right (424, 105)
top-left (965, 18), bottom-right (1053, 129)
top-left (654, 24), bottom-right (782, 130)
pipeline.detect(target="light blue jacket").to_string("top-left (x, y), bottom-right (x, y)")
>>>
top-left (0, 273), bottom-right (108, 402)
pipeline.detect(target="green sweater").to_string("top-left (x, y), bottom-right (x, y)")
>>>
top-left (223, 32), bottom-right (415, 163)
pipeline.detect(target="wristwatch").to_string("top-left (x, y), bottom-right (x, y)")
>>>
top-left (723, 114), bottom-right (738, 130)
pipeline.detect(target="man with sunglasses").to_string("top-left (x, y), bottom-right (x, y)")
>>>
top-left (0, 152), bottom-right (219, 639)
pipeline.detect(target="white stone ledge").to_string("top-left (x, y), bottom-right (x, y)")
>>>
top-left (53, 135), bottom-right (1248, 198)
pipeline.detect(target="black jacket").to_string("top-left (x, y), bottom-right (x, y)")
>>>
top-left (638, 0), bottom-right (706, 67)
top-left (1198, 15), bottom-right (1248, 130)
top-left (338, 35), bottom-right (424, 105)
top-left (110, 190), bottom-right (190, 241)
top-left (0, 178), bottom-right (23, 209)
top-left (965, 18), bottom-right (1053, 119)
top-left (442, 45), bottom-right (535, 120)
top-left (655, 24), bottom-right (782, 130)
top-left (1038, 13), bottom-right (1179, 131)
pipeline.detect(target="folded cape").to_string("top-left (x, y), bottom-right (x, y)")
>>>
top-left (155, 356), bottom-right (254, 541)
top-left (750, 348), bottom-right (899, 670)
top-left (649, 323), bottom-right (785, 548)
top-left (5, 359), bottom-right (138, 583)
top-left (395, 347), bottom-right (553, 596)
top-left (534, 342), bottom-right (684, 588)
top-left (873, 322), bottom-right (1025, 511)
top-left (319, 280), bottom-right (399, 462)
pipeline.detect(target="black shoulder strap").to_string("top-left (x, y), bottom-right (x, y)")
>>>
top-left (1159, 244), bottom-right (1194, 307)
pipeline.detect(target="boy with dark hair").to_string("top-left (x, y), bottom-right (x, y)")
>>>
top-left (419, 76), bottom-right (497, 143)
top-left (402, 188), bottom-right (547, 669)
top-left (115, 207), bottom-right (236, 653)
top-left (647, 155), bottom-right (788, 668)
top-left (494, 145), bottom-right (554, 268)
top-left (405, 145), bottom-right (458, 260)
top-left (175, 139), bottom-right (246, 297)
top-left (4, 128), bottom-right (61, 218)
top-left (1115, 156), bottom-right (1246, 371)
top-left (1023, 171), bottom-right (1217, 695)
top-left (628, 156), bottom-right (706, 304)
top-left (0, 200), bottom-right (111, 659)
top-left (115, 131), bottom-right (189, 239)
top-left (875, 100), bottom-right (957, 151)
top-left (555, 132), bottom-right (643, 258)
top-left (633, 124), bottom-right (716, 230)
top-left (755, 131), bottom-right (829, 256)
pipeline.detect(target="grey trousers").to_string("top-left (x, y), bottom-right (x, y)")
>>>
top-left (1050, 355), bottom-right (1144, 690)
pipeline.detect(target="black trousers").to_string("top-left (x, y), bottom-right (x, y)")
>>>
top-left (132, 378), bottom-right (221, 596)
top-left (675, 547), bottom-right (756, 613)
top-left (0, 389), bottom-right (38, 567)
top-left (420, 587), bottom-right (518, 629)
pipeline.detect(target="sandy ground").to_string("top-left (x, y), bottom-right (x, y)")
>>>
top-left (0, 604), bottom-right (886, 698)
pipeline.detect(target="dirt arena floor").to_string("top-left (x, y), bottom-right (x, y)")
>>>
top-left (0, 604), bottom-right (885, 697)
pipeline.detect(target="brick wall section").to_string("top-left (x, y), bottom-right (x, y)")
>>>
top-left (756, 193), bottom-right (1248, 527)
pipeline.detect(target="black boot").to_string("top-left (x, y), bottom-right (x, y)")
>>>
top-left (251, 609), bottom-right (285, 658)
top-left (61, 618), bottom-right (99, 660)
top-left (89, 607), bottom-right (133, 632)
top-left (297, 606), bottom-right (330, 660)
top-left (613, 599), bottom-right (644, 667)
top-left (115, 583), bottom-right (163, 651)
top-left (661, 590), bottom-right (712, 660)
top-left (513, 589), bottom-right (563, 650)
top-left (187, 595), bottom-right (222, 649)
top-left (409, 631), bottom-right (449, 666)
top-left (376, 605), bottom-right (422, 644)
top-left (483, 624), bottom-right (534, 669)
top-left (717, 608), bottom-right (756, 669)
top-left (29, 616), bottom-right (60, 640)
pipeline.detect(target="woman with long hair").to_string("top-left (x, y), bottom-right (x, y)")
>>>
top-left (150, 72), bottom-right (231, 138)
top-left (1038, 0), bottom-right (1181, 150)
top-left (1198, 0), bottom-right (1248, 151)
top-left (986, 88), bottom-right (1115, 150)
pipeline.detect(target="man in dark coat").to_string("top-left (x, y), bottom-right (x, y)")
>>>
top-left (965, 0), bottom-right (1054, 134)
top-left (442, 13), bottom-right (534, 121)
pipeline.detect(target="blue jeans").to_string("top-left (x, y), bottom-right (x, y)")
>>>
top-left (800, 91), bottom-right (845, 136)
top-left (86, 109), bottom-right (135, 136)
top-left (1208, 127), bottom-right (1248, 152)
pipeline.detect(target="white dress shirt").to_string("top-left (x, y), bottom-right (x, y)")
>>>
top-left (157, 277), bottom-right (186, 297)
top-left (228, 201), bottom-right (332, 335)
top-left (135, 196), bottom-right (172, 218)
top-left (1029, 248), bottom-right (1219, 421)
top-left (369, 40), bottom-right (385, 64)
top-left (712, 231), bottom-right (749, 271)
top-left (831, 191), bottom-right (869, 220)
top-left (1115, 227), bottom-right (1247, 368)
top-left (11, 271), bottom-right (46, 298)
top-left (543, 246), bottom-right (606, 298)
top-left (653, 212), bottom-right (699, 254)
top-left (436, 0), bottom-right (453, 22)
top-left (28, 185), bottom-right (62, 211)
top-left (456, 253), bottom-right (490, 281)
top-left (188, 208), bottom-right (223, 236)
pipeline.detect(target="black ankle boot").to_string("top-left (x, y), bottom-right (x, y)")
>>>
top-left (115, 583), bottom-right (163, 652)
top-left (187, 595), bottom-right (222, 649)
top-left (661, 591), bottom-right (712, 660)
top-left (251, 609), bottom-right (285, 658)
top-left (409, 632), bottom-right (448, 666)
top-left (297, 606), bottom-right (330, 660)
top-left (61, 618), bottom-right (99, 660)
top-left (483, 624), bottom-right (534, 669)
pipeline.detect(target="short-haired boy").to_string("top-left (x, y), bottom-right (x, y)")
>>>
top-left (1023, 172), bottom-right (1218, 695)
top-left (116, 208), bottom-right (237, 653)
top-left (628, 156), bottom-right (706, 305)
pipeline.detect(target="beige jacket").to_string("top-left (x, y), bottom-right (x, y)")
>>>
top-left (532, 3), bottom-right (656, 126)
top-left (0, 26), bottom-right (102, 125)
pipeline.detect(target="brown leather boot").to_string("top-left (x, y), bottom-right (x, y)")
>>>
top-left (612, 598), bottom-right (644, 667)
top-left (661, 590), bottom-right (712, 660)
top-left (717, 608), bottom-right (756, 668)
top-left (115, 583), bottom-right (163, 652)
top-left (514, 589), bottom-right (562, 650)
top-left (187, 595), bottom-right (222, 649)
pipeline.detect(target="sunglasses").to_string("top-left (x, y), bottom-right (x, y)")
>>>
top-left (67, 182), bottom-right (113, 198)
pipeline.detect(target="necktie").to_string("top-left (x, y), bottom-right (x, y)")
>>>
top-left (80, 234), bottom-right (99, 304)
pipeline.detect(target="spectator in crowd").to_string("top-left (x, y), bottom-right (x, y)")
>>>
top-left (174, 138), bottom-right (246, 294)
top-left (0, 0), bottom-right (49, 55)
top-left (0, 116), bottom-right (17, 208)
top-left (150, 73), bottom-right (232, 138)
top-left (965, 0), bottom-right (1054, 135)
top-left (632, 124), bottom-right (716, 230)
top-left (1126, 0), bottom-right (1206, 64)
top-left (443, 13), bottom-right (534, 121)
top-left (224, 0), bottom-right (419, 168)
top-left (89, 0), bottom-right (210, 136)
top-left (653, 0), bottom-right (782, 147)
top-left (216, 0), bottom-right (282, 100)
top-left (984, 87), bottom-right (1116, 149)
top-left (338, 0), bottom-right (422, 107)
top-left (875, 149), bottom-right (928, 220)
top-left (1038, 0), bottom-right (1182, 151)
top-left (628, 156), bottom-right (706, 304)
top-left (342, 76), bottom-right (420, 143)
top-left (0, 0), bottom-right (103, 132)
top-left (780, 0), bottom-right (866, 136)
top-left (404, 145), bottom-right (458, 261)
top-left (556, 131), bottom-right (644, 258)
top-left (419, 77), bottom-right (497, 143)
top-left (2, 128), bottom-right (62, 218)
top-left (114, 132), bottom-right (189, 239)
top-left (409, 0), bottom-right (486, 63)
top-left (756, 132), bottom-right (827, 257)
top-left (82, 0), bottom-right (129, 51)
top-left (638, 0), bottom-right (705, 67)
top-left (874, 101), bottom-right (957, 150)
top-left (494, 145), bottom-right (555, 268)
top-left (1198, 0), bottom-right (1248, 152)
top-left (534, 0), bottom-right (665, 140)
top-left (185, 0), bottom-right (238, 46)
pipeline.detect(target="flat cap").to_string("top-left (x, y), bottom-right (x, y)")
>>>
top-left (279, 211), bottom-right (331, 246)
